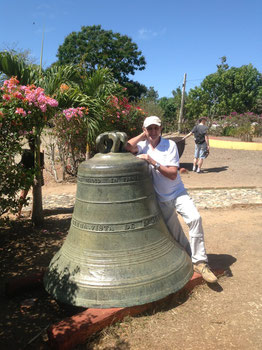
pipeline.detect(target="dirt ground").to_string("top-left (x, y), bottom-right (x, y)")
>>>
top-left (0, 135), bottom-right (262, 349)
top-left (179, 135), bottom-right (262, 189)
top-left (41, 134), bottom-right (262, 196)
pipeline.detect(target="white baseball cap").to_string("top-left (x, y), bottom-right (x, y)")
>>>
top-left (143, 116), bottom-right (162, 128)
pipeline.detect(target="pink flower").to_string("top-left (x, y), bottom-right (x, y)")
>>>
top-left (63, 107), bottom-right (85, 121)
top-left (15, 108), bottom-right (27, 117)
top-left (13, 91), bottom-right (24, 100)
top-left (2, 94), bottom-right (10, 101)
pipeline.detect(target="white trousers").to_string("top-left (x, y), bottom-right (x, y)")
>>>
top-left (159, 191), bottom-right (208, 264)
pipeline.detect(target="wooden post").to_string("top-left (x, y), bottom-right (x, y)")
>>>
top-left (178, 73), bottom-right (187, 133)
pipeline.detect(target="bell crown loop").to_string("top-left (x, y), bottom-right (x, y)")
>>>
top-left (96, 131), bottom-right (128, 153)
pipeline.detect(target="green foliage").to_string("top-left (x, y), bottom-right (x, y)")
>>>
top-left (0, 133), bottom-right (31, 216)
top-left (49, 68), bottom-right (146, 175)
top-left (0, 77), bottom-right (58, 215)
top-left (158, 88), bottom-right (186, 132)
top-left (141, 86), bottom-right (159, 101)
top-left (216, 56), bottom-right (229, 71)
top-left (186, 58), bottom-right (262, 119)
top-left (0, 51), bottom-right (39, 85)
top-left (122, 80), bottom-right (147, 101)
top-left (209, 112), bottom-right (262, 141)
top-left (137, 98), bottom-right (162, 117)
top-left (56, 25), bottom-right (146, 85)
top-left (102, 96), bottom-right (146, 138)
top-left (53, 107), bottom-right (90, 176)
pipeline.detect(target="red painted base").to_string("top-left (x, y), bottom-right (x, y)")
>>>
top-left (5, 269), bottom-right (225, 350)
top-left (47, 270), bottom-right (224, 350)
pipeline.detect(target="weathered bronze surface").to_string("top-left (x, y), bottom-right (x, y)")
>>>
top-left (44, 132), bottom-right (193, 308)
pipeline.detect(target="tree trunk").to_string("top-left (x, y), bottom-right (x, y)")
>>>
top-left (31, 183), bottom-right (44, 227)
top-left (31, 134), bottom-right (44, 227)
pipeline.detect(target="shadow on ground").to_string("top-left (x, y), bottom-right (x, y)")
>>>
top-left (0, 212), bottom-right (237, 350)
top-left (43, 207), bottom-right (74, 217)
top-left (203, 166), bottom-right (229, 173)
top-left (208, 253), bottom-right (236, 276)
top-left (180, 163), bottom-right (229, 174)
top-left (132, 253), bottom-right (236, 320)
top-left (179, 162), bottom-right (193, 170)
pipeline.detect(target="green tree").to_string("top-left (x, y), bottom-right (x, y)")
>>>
top-left (138, 98), bottom-right (163, 118)
top-left (56, 25), bottom-right (146, 85)
top-left (142, 86), bottom-right (159, 101)
top-left (159, 97), bottom-right (176, 122)
top-left (187, 58), bottom-right (262, 119)
top-left (158, 88), bottom-right (187, 132)
top-left (216, 55), bottom-right (229, 71)
top-left (255, 87), bottom-right (262, 113)
top-left (123, 80), bottom-right (147, 101)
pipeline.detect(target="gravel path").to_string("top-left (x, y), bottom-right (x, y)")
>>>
top-left (23, 187), bottom-right (262, 211)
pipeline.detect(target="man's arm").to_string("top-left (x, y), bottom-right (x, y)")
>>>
top-left (182, 131), bottom-right (193, 141)
top-left (126, 131), bottom-right (179, 180)
top-left (125, 132), bottom-right (146, 154)
top-left (137, 154), bottom-right (178, 181)
top-left (205, 134), bottom-right (210, 150)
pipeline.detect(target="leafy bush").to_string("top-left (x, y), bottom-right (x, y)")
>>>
top-left (53, 107), bottom-right (90, 176)
top-left (209, 112), bottom-right (262, 141)
top-left (0, 77), bottom-right (58, 215)
top-left (103, 96), bottom-right (147, 138)
top-left (49, 91), bottom-right (147, 177)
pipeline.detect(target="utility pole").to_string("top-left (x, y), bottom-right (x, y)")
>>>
top-left (178, 73), bottom-right (187, 133)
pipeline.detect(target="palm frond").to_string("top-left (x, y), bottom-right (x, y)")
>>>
top-left (0, 51), bottom-right (39, 85)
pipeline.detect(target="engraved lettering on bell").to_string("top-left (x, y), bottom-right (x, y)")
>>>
top-left (72, 214), bottom-right (160, 232)
top-left (78, 174), bottom-right (141, 185)
top-left (44, 132), bottom-right (193, 308)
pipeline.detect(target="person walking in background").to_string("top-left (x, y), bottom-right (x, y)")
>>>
top-left (126, 116), bottom-right (217, 283)
top-left (182, 117), bottom-right (210, 173)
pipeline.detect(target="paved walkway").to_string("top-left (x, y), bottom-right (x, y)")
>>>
top-left (23, 187), bottom-right (262, 211)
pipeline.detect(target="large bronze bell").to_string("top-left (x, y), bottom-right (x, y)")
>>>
top-left (44, 132), bottom-right (193, 308)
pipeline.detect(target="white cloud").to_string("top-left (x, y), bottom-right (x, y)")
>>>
top-left (137, 27), bottom-right (167, 40)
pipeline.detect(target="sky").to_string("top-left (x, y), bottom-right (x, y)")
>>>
top-left (1, 0), bottom-right (262, 98)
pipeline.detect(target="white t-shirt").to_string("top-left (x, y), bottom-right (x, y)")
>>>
top-left (137, 137), bottom-right (185, 202)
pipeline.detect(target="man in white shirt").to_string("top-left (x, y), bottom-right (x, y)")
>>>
top-left (125, 116), bottom-right (217, 283)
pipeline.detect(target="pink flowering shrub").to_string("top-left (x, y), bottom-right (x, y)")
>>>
top-left (0, 77), bottom-right (58, 135)
top-left (103, 96), bottom-right (147, 138)
top-left (52, 90), bottom-right (146, 176)
top-left (53, 106), bottom-right (90, 176)
top-left (0, 77), bottom-right (59, 215)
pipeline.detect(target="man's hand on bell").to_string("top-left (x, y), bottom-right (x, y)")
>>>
top-left (137, 154), bottom-right (153, 164)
